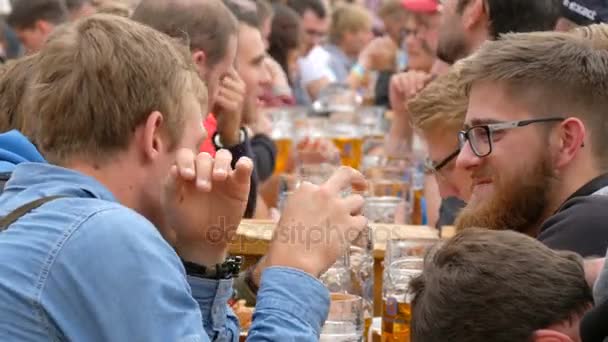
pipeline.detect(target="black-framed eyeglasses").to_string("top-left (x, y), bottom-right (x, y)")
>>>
top-left (458, 117), bottom-right (565, 158)
top-left (424, 148), bottom-right (460, 174)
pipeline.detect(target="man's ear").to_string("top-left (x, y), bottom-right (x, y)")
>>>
top-left (35, 20), bottom-right (54, 36)
top-left (137, 111), bottom-right (166, 162)
top-left (533, 329), bottom-right (574, 342)
top-left (463, 0), bottom-right (487, 30)
top-left (192, 50), bottom-right (208, 78)
top-left (553, 117), bottom-right (586, 170)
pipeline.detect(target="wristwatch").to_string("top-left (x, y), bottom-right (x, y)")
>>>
top-left (212, 127), bottom-right (248, 149)
top-left (183, 256), bottom-right (243, 280)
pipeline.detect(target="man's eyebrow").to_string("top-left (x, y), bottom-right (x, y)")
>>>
top-left (252, 54), bottom-right (265, 65)
top-left (463, 118), bottom-right (503, 129)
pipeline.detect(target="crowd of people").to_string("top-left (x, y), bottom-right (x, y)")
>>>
top-left (1, 0), bottom-right (608, 341)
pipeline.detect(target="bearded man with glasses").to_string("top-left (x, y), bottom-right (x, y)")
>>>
top-left (454, 27), bottom-right (608, 257)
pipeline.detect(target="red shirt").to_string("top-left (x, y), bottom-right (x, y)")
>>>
top-left (200, 113), bottom-right (217, 156)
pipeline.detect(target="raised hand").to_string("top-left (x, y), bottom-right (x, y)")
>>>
top-left (162, 148), bottom-right (253, 266)
top-left (213, 68), bottom-right (246, 146)
top-left (264, 167), bottom-right (368, 277)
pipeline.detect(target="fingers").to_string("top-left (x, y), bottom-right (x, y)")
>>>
top-left (175, 148), bottom-right (196, 180)
top-left (233, 156), bottom-right (255, 185)
top-left (213, 149), bottom-right (233, 181)
top-left (322, 166), bottom-right (368, 194)
top-left (342, 194), bottom-right (365, 215)
top-left (194, 152), bottom-right (214, 190)
top-left (347, 215), bottom-right (369, 239)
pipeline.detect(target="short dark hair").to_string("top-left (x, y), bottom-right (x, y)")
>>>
top-left (64, 0), bottom-right (92, 11)
top-left (7, 0), bottom-right (69, 30)
top-left (286, 0), bottom-right (326, 19)
top-left (458, 0), bottom-right (560, 39)
top-left (268, 3), bottom-right (301, 79)
top-left (223, 0), bottom-right (260, 28)
top-left (132, 0), bottom-right (238, 67)
top-left (410, 228), bottom-right (593, 342)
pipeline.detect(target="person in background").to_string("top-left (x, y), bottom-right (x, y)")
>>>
top-left (325, 3), bottom-right (372, 83)
top-left (455, 29), bottom-right (608, 257)
top-left (65, 0), bottom-right (97, 20)
top-left (287, 0), bottom-right (334, 104)
top-left (266, 3), bottom-right (302, 100)
top-left (0, 14), bottom-right (369, 340)
top-left (375, 0), bottom-right (439, 109)
top-left (347, 0), bottom-right (410, 101)
top-left (555, 0), bottom-right (608, 31)
top-left (259, 0), bottom-right (296, 107)
top-left (131, 0), bottom-right (261, 217)
top-left (221, 0), bottom-right (276, 187)
top-left (7, 0), bottom-right (69, 54)
top-left (407, 63), bottom-right (469, 228)
top-left (411, 228), bottom-right (593, 342)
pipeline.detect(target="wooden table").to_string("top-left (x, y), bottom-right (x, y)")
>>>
top-left (230, 220), bottom-right (440, 316)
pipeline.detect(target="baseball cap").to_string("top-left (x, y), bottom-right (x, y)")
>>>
top-left (561, 0), bottom-right (608, 25)
top-left (401, 0), bottom-right (441, 13)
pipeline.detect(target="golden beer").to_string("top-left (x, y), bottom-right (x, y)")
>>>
top-left (381, 298), bottom-right (412, 342)
top-left (332, 136), bottom-right (363, 169)
top-left (410, 188), bottom-right (424, 225)
top-left (273, 138), bottom-right (292, 174)
top-left (364, 316), bottom-right (373, 341)
top-left (369, 179), bottom-right (410, 198)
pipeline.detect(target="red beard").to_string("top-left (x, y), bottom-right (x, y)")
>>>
top-left (455, 155), bottom-right (555, 237)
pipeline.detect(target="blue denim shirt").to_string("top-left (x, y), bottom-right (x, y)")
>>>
top-left (0, 163), bottom-right (330, 341)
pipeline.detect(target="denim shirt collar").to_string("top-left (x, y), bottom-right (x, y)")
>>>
top-left (5, 162), bottom-right (117, 203)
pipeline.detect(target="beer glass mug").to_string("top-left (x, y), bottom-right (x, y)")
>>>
top-left (269, 109), bottom-right (294, 174)
top-left (382, 238), bottom-right (438, 342)
top-left (364, 197), bottom-right (405, 225)
top-left (327, 123), bottom-right (363, 170)
top-left (320, 293), bottom-right (364, 342)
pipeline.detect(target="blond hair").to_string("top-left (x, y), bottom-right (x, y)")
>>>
top-left (28, 14), bottom-right (207, 164)
top-left (329, 4), bottom-right (371, 44)
top-left (460, 29), bottom-right (608, 169)
top-left (408, 62), bottom-right (467, 133)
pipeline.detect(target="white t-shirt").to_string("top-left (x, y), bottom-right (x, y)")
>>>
top-left (298, 46), bottom-right (336, 86)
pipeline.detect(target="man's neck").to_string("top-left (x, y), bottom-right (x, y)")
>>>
top-left (466, 27), bottom-right (491, 60)
top-left (66, 157), bottom-right (143, 214)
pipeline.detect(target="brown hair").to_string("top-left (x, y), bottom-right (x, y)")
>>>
top-left (0, 55), bottom-right (38, 134)
top-left (131, 0), bottom-right (238, 67)
top-left (329, 4), bottom-right (371, 44)
top-left (27, 14), bottom-right (206, 164)
top-left (408, 62), bottom-right (467, 133)
top-left (460, 30), bottom-right (608, 170)
top-left (410, 228), bottom-right (593, 342)
top-left (268, 3), bottom-right (301, 79)
top-left (7, 0), bottom-right (69, 29)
